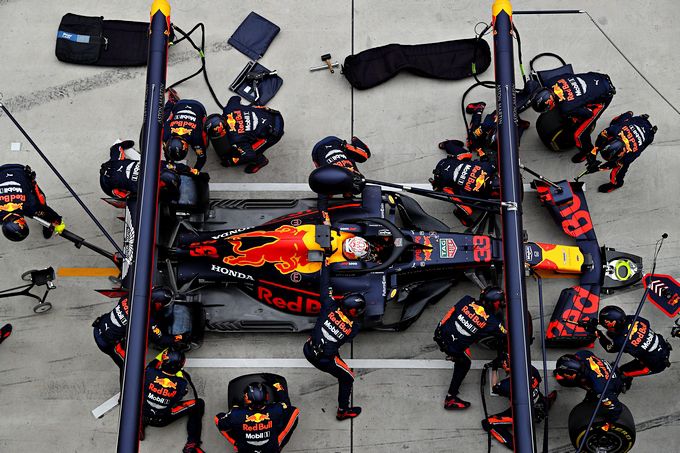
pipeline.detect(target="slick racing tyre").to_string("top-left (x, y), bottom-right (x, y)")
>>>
top-left (536, 109), bottom-right (576, 152)
top-left (568, 400), bottom-right (636, 452)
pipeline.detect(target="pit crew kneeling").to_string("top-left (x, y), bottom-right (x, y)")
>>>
top-left (141, 349), bottom-right (205, 453)
top-left (554, 350), bottom-right (625, 422)
top-left (434, 287), bottom-right (506, 409)
top-left (92, 287), bottom-right (186, 387)
top-left (162, 89), bottom-right (208, 171)
top-left (206, 96), bottom-right (284, 173)
top-left (585, 112), bottom-right (657, 193)
top-left (0, 164), bottom-right (65, 241)
top-left (303, 263), bottom-right (365, 420)
top-left (597, 306), bottom-right (671, 378)
top-left (482, 353), bottom-right (557, 450)
top-left (100, 140), bottom-right (208, 202)
top-left (312, 135), bottom-right (370, 176)
top-left (215, 381), bottom-right (300, 452)
top-left (430, 140), bottom-right (499, 227)
top-left (532, 71), bottom-right (616, 164)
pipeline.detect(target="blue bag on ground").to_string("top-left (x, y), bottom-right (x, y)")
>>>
top-left (228, 12), bottom-right (280, 60)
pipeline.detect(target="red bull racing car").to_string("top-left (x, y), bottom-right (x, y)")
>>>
top-left (106, 171), bottom-right (642, 344)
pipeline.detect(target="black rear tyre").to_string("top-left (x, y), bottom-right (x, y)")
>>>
top-left (568, 400), bottom-right (636, 453)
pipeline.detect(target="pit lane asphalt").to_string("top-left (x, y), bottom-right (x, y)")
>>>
top-left (1, 1), bottom-right (679, 452)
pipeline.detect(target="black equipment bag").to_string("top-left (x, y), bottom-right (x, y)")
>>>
top-left (56, 13), bottom-right (149, 66)
top-left (342, 38), bottom-right (491, 90)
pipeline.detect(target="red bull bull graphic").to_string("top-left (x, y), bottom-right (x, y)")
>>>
top-left (0, 201), bottom-right (24, 212)
top-left (413, 235), bottom-right (433, 262)
top-left (223, 225), bottom-right (320, 274)
top-left (154, 376), bottom-right (178, 389)
top-left (244, 413), bottom-right (271, 423)
top-left (170, 126), bottom-right (193, 136)
top-left (219, 225), bottom-right (352, 275)
top-left (226, 113), bottom-right (237, 132)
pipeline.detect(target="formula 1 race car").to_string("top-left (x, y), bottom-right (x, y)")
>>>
top-left (97, 166), bottom-right (643, 345)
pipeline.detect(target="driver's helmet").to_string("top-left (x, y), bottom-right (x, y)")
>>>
top-left (598, 305), bottom-right (626, 333)
top-left (600, 139), bottom-right (626, 162)
top-left (342, 236), bottom-right (371, 261)
top-left (553, 354), bottom-right (584, 386)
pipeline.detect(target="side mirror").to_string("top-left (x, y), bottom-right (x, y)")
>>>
top-left (308, 166), bottom-right (365, 195)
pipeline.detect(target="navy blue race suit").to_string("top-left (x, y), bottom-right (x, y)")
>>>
top-left (215, 382), bottom-right (300, 453)
top-left (434, 295), bottom-right (506, 397)
top-left (431, 149), bottom-right (498, 226)
top-left (311, 136), bottom-right (370, 174)
top-left (303, 266), bottom-right (360, 410)
top-left (599, 315), bottom-right (671, 377)
top-left (92, 297), bottom-right (185, 383)
top-left (207, 96), bottom-right (284, 168)
top-left (456, 103), bottom-right (530, 159)
top-left (162, 98), bottom-right (208, 170)
top-left (543, 72), bottom-right (616, 161)
top-left (0, 164), bottom-right (62, 227)
top-left (100, 141), bottom-right (203, 200)
top-left (142, 355), bottom-right (204, 445)
top-left (572, 350), bottom-right (625, 421)
top-left (594, 112), bottom-right (656, 190)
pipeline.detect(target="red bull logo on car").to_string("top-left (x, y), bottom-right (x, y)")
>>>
top-left (223, 225), bottom-right (322, 274)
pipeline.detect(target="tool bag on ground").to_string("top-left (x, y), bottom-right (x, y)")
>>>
top-left (342, 38), bottom-right (491, 90)
top-left (55, 13), bottom-right (149, 66)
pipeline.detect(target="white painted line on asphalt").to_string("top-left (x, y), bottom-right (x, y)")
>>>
top-left (209, 183), bottom-right (432, 192)
top-left (92, 392), bottom-right (119, 419)
top-left (91, 358), bottom-right (558, 418)
top-left (209, 182), bottom-right (541, 193)
top-left (184, 358), bottom-right (557, 370)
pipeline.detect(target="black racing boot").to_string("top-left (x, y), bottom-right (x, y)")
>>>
top-left (571, 152), bottom-right (588, 163)
top-left (0, 323), bottom-right (12, 345)
top-left (466, 102), bottom-right (486, 114)
top-left (245, 155), bottom-right (269, 174)
top-left (182, 441), bottom-right (205, 453)
top-left (444, 394), bottom-right (471, 410)
top-left (598, 182), bottom-right (621, 193)
top-left (337, 407), bottom-right (362, 420)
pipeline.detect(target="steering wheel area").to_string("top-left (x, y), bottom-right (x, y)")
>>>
top-left (332, 217), bottom-right (409, 275)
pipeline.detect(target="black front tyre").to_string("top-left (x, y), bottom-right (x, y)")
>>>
top-left (568, 400), bottom-right (636, 453)
top-left (536, 109), bottom-right (576, 152)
